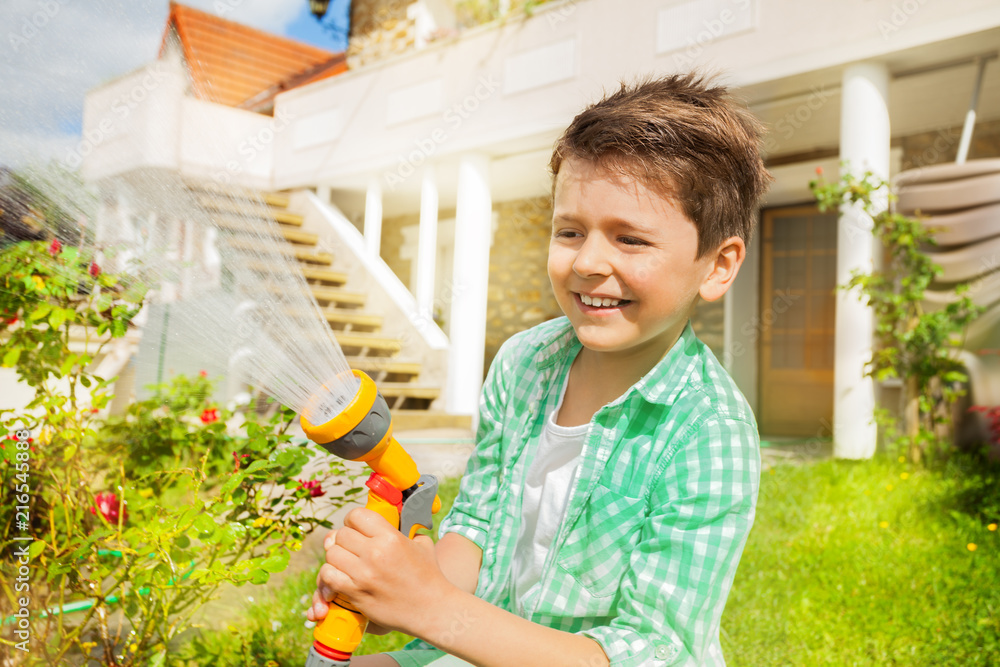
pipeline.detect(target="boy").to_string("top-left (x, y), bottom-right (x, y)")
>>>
top-left (306, 73), bottom-right (771, 666)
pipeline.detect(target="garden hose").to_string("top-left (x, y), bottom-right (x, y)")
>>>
top-left (300, 370), bottom-right (440, 667)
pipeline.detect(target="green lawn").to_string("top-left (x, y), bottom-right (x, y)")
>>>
top-left (722, 455), bottom-right (1000, 666)
top-left (178, 457), bottom-right (1000, 666)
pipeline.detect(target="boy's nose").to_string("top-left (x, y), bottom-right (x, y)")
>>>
top-left (572, 237), bottom-right (613, 277)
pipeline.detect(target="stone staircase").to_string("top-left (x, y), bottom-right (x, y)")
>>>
top-left (190, 184), bottom-right (463, 427)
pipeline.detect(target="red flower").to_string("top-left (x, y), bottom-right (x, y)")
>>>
top-left (90, 492), bottom-right (127, 524)
top-left (200, 408), bottom-right (219, 424)
top-left (199, 370), bottom-right (208, 378)
top-left (48, 238), bottom-right (62, 256)
top-left (3, 316), bottom-right (16, 326)
top-left (88, 262), bottom-right (101, 277)
top-left (297, 479), bottom-right (326, 498)
top-left (815, 166), bottom-right (824, 176)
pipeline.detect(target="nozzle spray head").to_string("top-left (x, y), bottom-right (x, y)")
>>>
top-left (301, 370), bottom-right (420, 491)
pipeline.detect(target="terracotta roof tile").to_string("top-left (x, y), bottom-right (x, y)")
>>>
top-left (159, 2), bottom-right (345, 109)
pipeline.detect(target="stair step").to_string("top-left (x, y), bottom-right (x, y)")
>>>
top-left (199, 198), bottom-right (304, 226)
top-left (284, 307), bottom-right (382, 330)
top-left (311, 286), bottom-right (366, 307)
top-left (184, 180), bottom-right (293, 211)
top-left (279, 228), bottom-right (320, 246)
top-left (214, 218), bottom-right (316, 245)
top-left (299, 266), bottom-right (348, 286)
top-left (321, 309), bottom-right (382, 330)
top-left (220, 237), bottom-right (332, 264)
top-left (392, 411), bottom-right (473, 430)
top-left (334, 332), bottom-right (401, 355)
top-left (379, 384), bottom-right (440, 400)
top-left (345, 357), bottom-right (421, 379)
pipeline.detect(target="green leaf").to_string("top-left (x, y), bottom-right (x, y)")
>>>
top-left (30, 303), bottom-right (52, 321)
top-left (250, 568), bottom-right (270, 585)
top-left (193, 514), bottom-right (217, 536)
top-left (2, 347), bottom-right (21, 367)
top-left (245, 459), bottom-right (272, 474)
top-left (220, 472), bottom-right (245, 495)
top-left (62, 444), bottom-right (77, 461)
top-left (28, 540), bottom-right (46, 560)
top-left (48, 307), bottom-right (66, 329)
top-left (259, 551), bottom-right (289, 573)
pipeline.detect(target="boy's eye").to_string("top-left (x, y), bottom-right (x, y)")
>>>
top-left (619, 236), bottom-right (647, 246)
top-left (554, 230), bottom-right (581, 239)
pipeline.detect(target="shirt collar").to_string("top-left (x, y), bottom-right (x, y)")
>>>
top-left (531, 317), bottom-right (701, 407)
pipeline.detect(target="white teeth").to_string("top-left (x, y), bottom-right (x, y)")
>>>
top-left (580, 294), bottom-right (621, 307)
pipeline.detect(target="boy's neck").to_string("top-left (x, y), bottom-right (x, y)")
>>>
top-left (557, 321), bottom-right (687, 427)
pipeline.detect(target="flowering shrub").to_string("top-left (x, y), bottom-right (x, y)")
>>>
top-left (0, 240), bottom-right (357, 665)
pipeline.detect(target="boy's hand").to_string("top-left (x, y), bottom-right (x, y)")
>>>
top-left (306, 507), bottom-right (453, 636)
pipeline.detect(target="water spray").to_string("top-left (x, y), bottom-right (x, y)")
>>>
top-left (69, 172), bottom-right (443, 666)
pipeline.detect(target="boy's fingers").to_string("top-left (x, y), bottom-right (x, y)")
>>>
top-left (323, 529), bottom-right (338, 550)
top-left (344, 507), bottom-right (393, 536)
top-left (308, 589), bottom-right (330, 621)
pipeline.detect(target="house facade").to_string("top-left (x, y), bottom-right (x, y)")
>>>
top-left (79, 0), bottom-right (1000, 457)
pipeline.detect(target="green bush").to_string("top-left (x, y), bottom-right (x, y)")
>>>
top-left (0, 240), bottom-right (357, 665)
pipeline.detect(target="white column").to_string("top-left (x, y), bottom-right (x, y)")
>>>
top-left (834, 62), bottom-right (890, 459)
top-left (364, 178), bottom-right (383, 259)
top-left (447, 154), bottom-right (492, 418)
top-left (416, 167), bottom-right (439, 322)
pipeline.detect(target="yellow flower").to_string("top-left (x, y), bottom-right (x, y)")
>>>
top-left (989, 524), bottom-right (997, 532)
top-left (138, 489), bottom-right (154, 499)
top-left (900, 472), bottom-right (909, 480)
top-left (879, 521), bottom-right (889, 529)
top-left (864, 490), bottom-right (871, 496)
top-left (967, 543), bottom-right (977, 552)
top-left (252, 516), bottom-right (273, 528)
top-left (898, 456), bottom-right (906, 463)
top-left (32, 275), bottom-right (45, 290)
top-left (886, 484), bottom-right (894, 491)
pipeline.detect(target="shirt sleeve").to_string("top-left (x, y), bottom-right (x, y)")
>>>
top-left (436, 337), bottom-right (512, 550)
top-left (579, 415), bottom-right (760, 666)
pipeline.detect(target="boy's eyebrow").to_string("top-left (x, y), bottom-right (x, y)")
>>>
top-left (553, 212), bottom-right (655, 235)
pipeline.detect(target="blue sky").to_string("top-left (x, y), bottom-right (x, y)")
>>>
top-left (0, 0), bottom-right (352, 170)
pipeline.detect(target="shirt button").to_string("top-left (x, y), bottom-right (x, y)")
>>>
top-left (654, 642), bottom-right (678, 661)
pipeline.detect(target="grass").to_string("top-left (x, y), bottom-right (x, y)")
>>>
top-left (179, 457), bottom-right (1000, 666)
top-left (722, 454), bottom-right (1000, 666)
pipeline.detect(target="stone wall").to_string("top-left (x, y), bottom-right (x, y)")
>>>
top-left (348, 0), bottom-right (417, 69)
top-left (380, 210), bottom-right (420, 290)
top-left (485, 196), bottom-right (562, 374)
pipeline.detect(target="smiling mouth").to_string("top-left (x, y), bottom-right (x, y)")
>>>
top-left (577, 293), bottom-right (632, 308)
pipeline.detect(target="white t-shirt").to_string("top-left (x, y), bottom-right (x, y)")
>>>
top-left (511, 383), bottom-right (590, 616)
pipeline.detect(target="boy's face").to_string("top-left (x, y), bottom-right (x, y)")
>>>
top-left (548, 157), bottom-right (717, 361)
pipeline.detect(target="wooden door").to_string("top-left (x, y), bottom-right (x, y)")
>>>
top-left (758, 206), bottom-right (837, 436)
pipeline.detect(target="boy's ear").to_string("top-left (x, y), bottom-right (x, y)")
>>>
top-left (699, 236), bottom-right (746, 302)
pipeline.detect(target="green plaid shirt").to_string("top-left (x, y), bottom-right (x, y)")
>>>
top-left (393, 318), bottom-right (759, 666)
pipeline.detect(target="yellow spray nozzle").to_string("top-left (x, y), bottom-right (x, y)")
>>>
top-left (300, 369), bottom-right (420, 491)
